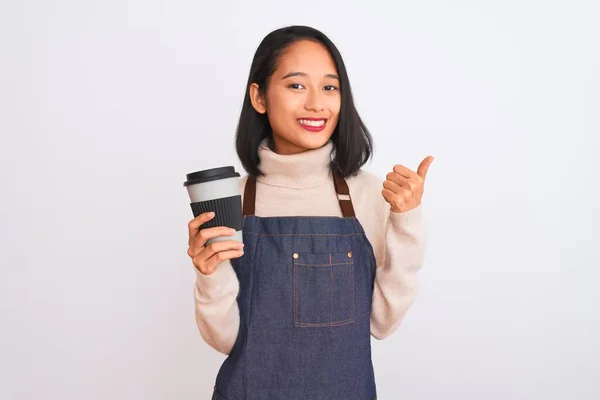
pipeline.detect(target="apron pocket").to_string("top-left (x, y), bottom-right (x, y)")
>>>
top-left (293, 251), bottom-right (355, 327)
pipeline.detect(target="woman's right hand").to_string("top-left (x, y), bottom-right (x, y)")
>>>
top-left (187, 212), bottom-right (244, 275)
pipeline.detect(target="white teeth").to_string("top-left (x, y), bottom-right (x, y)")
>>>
top-left (298, 119), bottom-right (325, 127)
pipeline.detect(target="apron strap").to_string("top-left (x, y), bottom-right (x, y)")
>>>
top-left (242, 169), bottom-right (356, 218)
top-left (332, 168), bottom-right (356, 218)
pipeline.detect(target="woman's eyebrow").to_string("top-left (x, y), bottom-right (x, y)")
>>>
top-left (281, 72), bottom-right (340, 80)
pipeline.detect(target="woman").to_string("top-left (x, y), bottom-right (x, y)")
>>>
top-left (187, 25), bottom-right (433, 400)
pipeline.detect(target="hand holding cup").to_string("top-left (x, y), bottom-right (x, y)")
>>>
top-left (187, 212), bottom-right (244, 275)
top-left (183, 166), bottom-right (245, 275)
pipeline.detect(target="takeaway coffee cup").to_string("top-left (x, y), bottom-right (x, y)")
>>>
top-left (183, 166), bottom-right (243, 245)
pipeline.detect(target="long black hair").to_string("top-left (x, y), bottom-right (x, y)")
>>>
top-left (235, 25), bottom-right (373, 178)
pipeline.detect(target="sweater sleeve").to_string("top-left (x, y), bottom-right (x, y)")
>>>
top-left (370, 203), bottom-right (428, 339)
top-left (194, 263), bottom-right (240, 355)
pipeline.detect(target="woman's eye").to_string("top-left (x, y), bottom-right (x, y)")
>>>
top-left (289, 83), bottom-right (305, 90)
top-left (324, 85), bottom-right (338, 91)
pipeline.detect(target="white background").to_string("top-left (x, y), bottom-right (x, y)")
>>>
top-left (1, 1), bottom-right (599, 399)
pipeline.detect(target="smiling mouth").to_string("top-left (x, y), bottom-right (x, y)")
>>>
top-left (297, 118), bottom-right (327, 128)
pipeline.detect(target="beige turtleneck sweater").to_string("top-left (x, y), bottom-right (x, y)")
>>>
top-left (193, 140), bottom-right (428, 355)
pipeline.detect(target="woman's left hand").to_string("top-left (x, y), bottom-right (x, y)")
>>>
top-left (382, 156), bottom-right (434, 213)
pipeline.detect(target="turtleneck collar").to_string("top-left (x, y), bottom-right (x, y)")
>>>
top-left (256, 138), bottom-right (334, 189)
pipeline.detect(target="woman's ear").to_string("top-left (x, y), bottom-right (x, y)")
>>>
top-left (249, 83), bottom-right (267, 114)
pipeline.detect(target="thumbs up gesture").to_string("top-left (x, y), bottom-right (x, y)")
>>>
top-left (381, 156), bottom-right (434, 213)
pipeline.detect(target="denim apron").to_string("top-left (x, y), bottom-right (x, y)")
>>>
top-left (212, 170), bottom-right (378, 400)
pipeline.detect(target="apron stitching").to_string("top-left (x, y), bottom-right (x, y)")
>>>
top-left (244, 232), bottom-right (364, 237)
top-left (293, 257), bottom-right (298, 326)
top-left (351, 257), bottom-right (355, 320)
top-left (244, 219), bottom-right (262, 400)
top-left (330, 253), bottom-right (333, 326)
top-left (296, 319), bottom-right (354, 327)
top-left (294, 262), bottom-right (352, 267)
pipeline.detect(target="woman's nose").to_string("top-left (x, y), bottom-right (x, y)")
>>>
top-left (304, 89), bottom-right (325, 112)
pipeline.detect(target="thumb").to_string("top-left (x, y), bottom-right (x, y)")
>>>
top-left (417, 156), bottom-right (434, 179)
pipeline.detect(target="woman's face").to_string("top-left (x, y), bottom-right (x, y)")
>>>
top-left (250, 40), bottom-right (342, 155)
